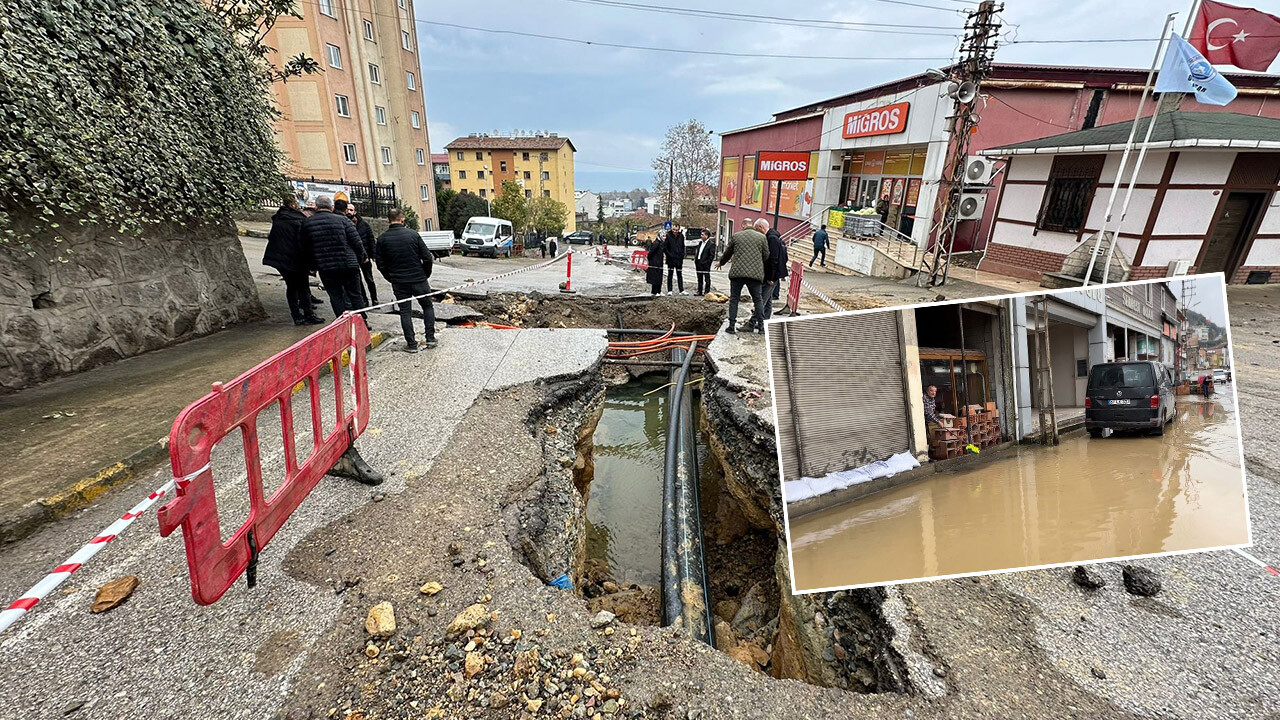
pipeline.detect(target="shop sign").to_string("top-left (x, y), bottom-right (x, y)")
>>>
top-left (842, 102), bottom-right (910, 139)
top-left (755, 151), bottom-right (812, 181)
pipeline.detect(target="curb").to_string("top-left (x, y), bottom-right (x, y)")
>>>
top-left (0, 330), bottom-right (389, 546)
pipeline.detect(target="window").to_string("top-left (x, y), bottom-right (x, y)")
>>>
top-left (342, 143), bottom-right (357, 164)
top-left (416, 148), bottom-right (425, 165)
top-left (499, 161), bottom-right (507, 172)
top-left (475, 152), bottom-right (483, 161)
top-left (543, 190), bottom-right (551, 197)
top-left (326, 44), bottom-right (342, 68)
top-left (522, 152), bottom-right (530, 161)
top-left (381, 146), bottom-right (392, 165)
top-left (362, 19), bottom-right (374, 41)
top-left (1037, 155), bottom-right (1104, 234)
top-left (541, 171), bottom-right (550, 181)
top-left (525, 189), bottom-right (532, 198)
top-left (410, 111), bottom-right (420, 128)
top-left (477, 170), bottom-right (485, 179)
top-left (479, 188), bottom-right (487, 198)
top-left (456, 151), bottom-right (464, 161)
top-left (420, 185), bottom-right (430, 201)
top-left (406, 72), bottom-right (416, 90)
top-left (457, 170), bottom-right (466, 179)
top-left (401, 31), bottom-right (412, 51)
top-left (397, 0), bottom-right (406, 7)
top-left (318, 0), bottom-right (335, 17)
top-left (368, 63), bottom-right (381, 84)
top-left (374, 106), bottom-right (386, 125)
top-left (523, 171), bottom-right (531, 180)
top-left (334, 94), bottom-right (350, 117)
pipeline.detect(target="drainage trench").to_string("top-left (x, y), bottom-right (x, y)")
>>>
top-left (483, 293), bottom-right (916, 694)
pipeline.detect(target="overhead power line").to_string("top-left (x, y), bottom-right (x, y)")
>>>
top-left (557, 0), bottom-right (966, 35)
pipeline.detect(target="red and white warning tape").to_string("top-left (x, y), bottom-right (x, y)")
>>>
top-left (1233, 547), bottom-right (1280, 577)
top-left (0, 465), bottom-right (206, 635)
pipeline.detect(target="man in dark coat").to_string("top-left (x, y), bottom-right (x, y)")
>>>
top-left (664, 222), bottom-right (686, 294)
top-left (693, 229), bottom-right (715, 295)
top-left (300, 195), bottom-right (368, 318)
top-left (810, 224), bottom-right (829, 267)
top-left (645, 234), bottom-right (665, 295)
top-left (375, 208), bottom-right (437, 352)
top-left (341, 201), bottom-right (380, 306)
top-left (716, 219), bottom-right (770, 334)
top-left (763, 225), bottom-right (788, 320)
top-left (263, 197), bottom-right (323, 325)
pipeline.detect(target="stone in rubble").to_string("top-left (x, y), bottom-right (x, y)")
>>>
top-left (712, 620), bottom-right (735, 653)
top-left (726, 644), bottom-right (757, 668)
top-left (365, 602), bottom-right (397, 637)
top-left (91, 575), bottom-right (140, 613)
top-left (465, 651), bottom-right (484, 678)
top-left (420, 581), bottom-right (444, 596)
top-left (1071, 565), bottom-right (1106, 590)
top-left (447, 604), bottom-right (491, 635)
top-left (1122, 565), bottom-right (1161, 597)
top-left (590, 610), bottom-right (616, 628)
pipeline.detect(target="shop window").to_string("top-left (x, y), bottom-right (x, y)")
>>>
top-left (919, 353), bottom-right (990, 417)
top-left (1037, 155), bottom-right (1104, 234)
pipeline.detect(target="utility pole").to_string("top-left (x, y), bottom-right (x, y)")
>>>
top-left (920, 0), bottom-right (1002, 288)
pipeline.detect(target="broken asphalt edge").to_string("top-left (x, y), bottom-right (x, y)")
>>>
top-left (0, 331), bottom-right (389, 546)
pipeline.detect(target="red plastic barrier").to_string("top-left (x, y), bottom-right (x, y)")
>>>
top-left (158, 314), bottom-right (372, 605)
top-left (631, 250), bottom-right (649, 271)
top-left (786, 261), bottom-right (803, 314)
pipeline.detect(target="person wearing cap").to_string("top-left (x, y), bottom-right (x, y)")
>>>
top-left (300, 195), bottom-right (368, 318)
top-left (375, 208), bottom-right (437, 352)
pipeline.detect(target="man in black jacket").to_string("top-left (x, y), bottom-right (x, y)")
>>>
top-left (664, 222), bottom-right (686, 294)
top-left (341, 201), bottom-right (380, 306)
top-left (375, 208), bottom-right (437, 352)
top-left (300, 195), bottom-right (368, 318)
top-left (263, 198), bottom-right (324, 325)
top-left (693, 229), bottom-right (715, 295)
top-left (763, 225), bottom-right (787, 320)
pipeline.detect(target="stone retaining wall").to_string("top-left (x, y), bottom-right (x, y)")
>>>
top-left (0, 217), bottom-right (264, 392)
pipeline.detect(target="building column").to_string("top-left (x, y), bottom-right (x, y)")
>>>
top-left (899, 310), bottom-right (929, 460)
top-left (1088, 314), bottom-right (1108, 374)
top-left (1011, 298), bottom-right (1033, 440)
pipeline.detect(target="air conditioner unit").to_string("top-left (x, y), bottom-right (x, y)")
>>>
top-left (963, 156), bottom-right (996, 186)
top-left (956, 192), bottom-right (987, 221)
top-left (1168, 259), bottom-right (1192, 276)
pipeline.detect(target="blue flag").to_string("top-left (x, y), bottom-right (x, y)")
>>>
top-left (1155, 33), bottom-right (1237, 106)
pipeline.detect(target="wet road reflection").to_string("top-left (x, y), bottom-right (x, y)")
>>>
top-left (788, 392), bottom-right (1250, 592)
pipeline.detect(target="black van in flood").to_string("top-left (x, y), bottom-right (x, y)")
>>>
top-left (1084, 361), bottom-right (1177, 437)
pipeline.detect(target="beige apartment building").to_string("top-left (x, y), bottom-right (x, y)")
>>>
top-left (444, 134), bottom-right (577, 231)
top-left (266, 0), bottom-right (439, 228)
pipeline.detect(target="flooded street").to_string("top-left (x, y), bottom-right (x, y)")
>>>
top-left (789, 390), bottom-right (1250, 592)
top-left (584, 377), bottom-right (667, 586)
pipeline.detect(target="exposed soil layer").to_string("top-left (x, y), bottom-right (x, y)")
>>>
top-left (468, 292), bottom-right (725, 337)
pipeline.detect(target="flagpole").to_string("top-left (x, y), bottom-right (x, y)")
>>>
top-left (1081, 12), bottom-right (1178, 287)
top-left (1182, 0), bottom-right (1201, 36)
top-left (1102, 16), bottom-right (1180, 284)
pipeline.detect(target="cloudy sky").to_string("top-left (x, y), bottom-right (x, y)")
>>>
top-left (417, 1), bottom-right (1221, 191)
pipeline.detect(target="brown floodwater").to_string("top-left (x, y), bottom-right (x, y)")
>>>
top-left (788, 393), bottom-right (1250, 592)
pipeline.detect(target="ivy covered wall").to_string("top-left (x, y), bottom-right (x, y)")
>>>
top-left (0, 0), bottom-right (289, 390)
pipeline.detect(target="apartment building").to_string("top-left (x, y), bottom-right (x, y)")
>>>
top-left (266, 0), bottom-right (439, 228)
top-left (444, 133), bottom-right (577, 231)
top-left (431, 153), bottom-right (451, 190)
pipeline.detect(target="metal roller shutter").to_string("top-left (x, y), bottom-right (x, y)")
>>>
top-left (781, 313), bottom-right (909, 479)
top-left (768, 329), bottom-right (800, 483)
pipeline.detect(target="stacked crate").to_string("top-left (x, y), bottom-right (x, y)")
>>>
top-left (929, 403), bottom-right (1003, 461)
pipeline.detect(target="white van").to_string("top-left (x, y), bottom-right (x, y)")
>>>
top-left (459, 216), bottom-right (514, 258)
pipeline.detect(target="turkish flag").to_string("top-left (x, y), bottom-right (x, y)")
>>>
top-left (1188, 0), bottom-right (1280, 72)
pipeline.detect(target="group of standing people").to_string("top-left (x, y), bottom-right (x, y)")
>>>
top-left (262, 194), bottom-right (437, 352)
top-left (715, 218), bottom-right (790, 334)
top-left (643, 222), bottom-right (716, 296)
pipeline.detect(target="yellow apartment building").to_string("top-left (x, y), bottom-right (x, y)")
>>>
top-left (444, 134), bottom-right (577, 231)
top-left (265, 0), bottom-right (440, 228)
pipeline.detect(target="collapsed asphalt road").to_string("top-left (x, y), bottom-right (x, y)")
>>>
top-left (0, 286), bottom-right (1276, 720)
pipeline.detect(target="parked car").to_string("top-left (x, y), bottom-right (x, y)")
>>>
top-left (418, 230), bottom-right (455, 259)
top-left (564, 230), bottom-right (595, 245)
top-left (1084, 361), bottom-right (1176, 437)
top-left (1212, 368), bottom-right (1228, 383)
top-left (458, 216), bottom-right (514, 258)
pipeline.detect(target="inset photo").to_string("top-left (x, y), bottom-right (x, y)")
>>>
top-left (770, 275), bottom-right (1250, 594)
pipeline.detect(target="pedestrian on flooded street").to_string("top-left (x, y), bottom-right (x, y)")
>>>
top-left (263, 196), bottom-right (325, 326)
top-left (665, 222), bottom-right (686, 294)
top-left (646, 233), bottom-right (665, 296)
top-left (375, 209), bottom-right (437, 352)
top-left (301, 195), bottom-right (369, 319)
top-left (342, 201), bottom-right (380, 307)
top-left (716, 218), bottom-right (770, 334)
top-left (694, 229), bottom-right (715, 295)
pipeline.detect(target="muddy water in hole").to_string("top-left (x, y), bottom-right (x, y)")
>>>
top-left (585, 377), bottom-right (667, 586)
top-left (789, 394), bottom-right (1250, 591)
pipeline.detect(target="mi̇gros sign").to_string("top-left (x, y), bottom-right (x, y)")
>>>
top-left (755, 151), bottom-right (812, 181)
top-left (842, 102), bottom-right (910, 139)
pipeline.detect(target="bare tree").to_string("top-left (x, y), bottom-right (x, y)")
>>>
top-left (652, 120), bottom-right (718, 227)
